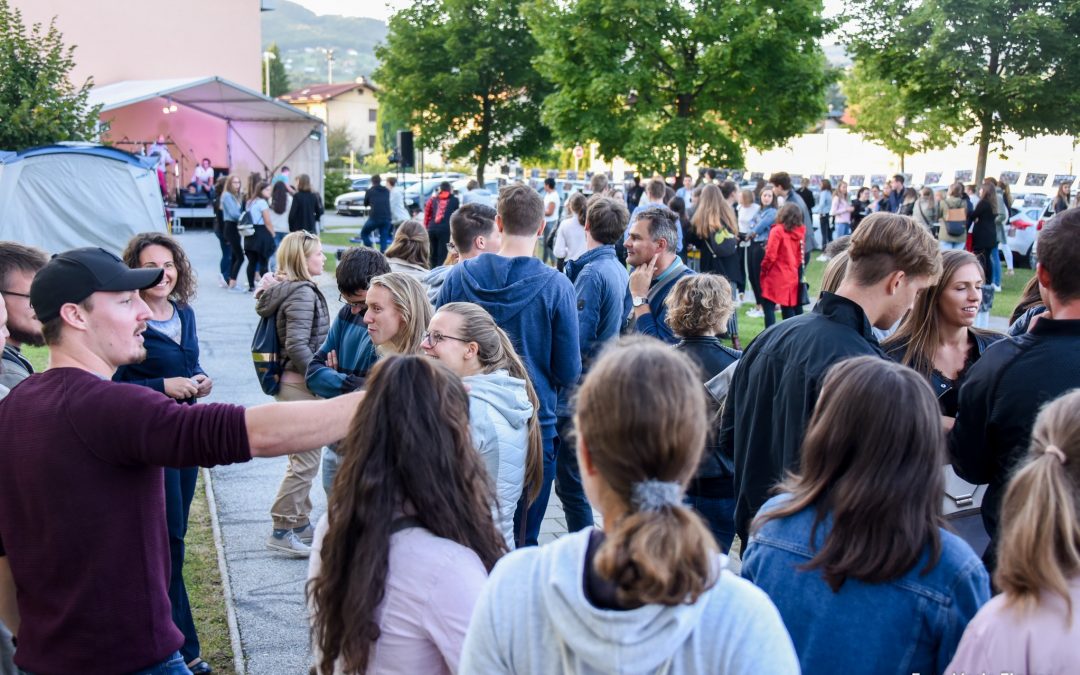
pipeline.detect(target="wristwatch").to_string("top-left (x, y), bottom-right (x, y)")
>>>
top-left (632, 295), bottom-right (647, 308)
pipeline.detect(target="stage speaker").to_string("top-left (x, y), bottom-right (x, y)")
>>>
top-left (397, 130), bottom-right (415, 169)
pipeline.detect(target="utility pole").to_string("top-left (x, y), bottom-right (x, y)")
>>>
top-left (326, 48), bottom-right (335, 85)
top-left (262, 51), bottom-right (276, 95)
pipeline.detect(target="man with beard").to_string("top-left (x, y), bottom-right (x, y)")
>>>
top-left (0, 242), bottom-right (48, 390)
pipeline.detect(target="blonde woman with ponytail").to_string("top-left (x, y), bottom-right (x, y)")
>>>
top-left (422, 302), bottom-right (541, 549)
top-left (459, 337), bottom-right (798, 674)
top-left (948, 389), bottom-right (1080, 674)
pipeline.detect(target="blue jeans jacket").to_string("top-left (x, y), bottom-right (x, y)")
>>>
top-left (742, 496), bottom-right (990, 675)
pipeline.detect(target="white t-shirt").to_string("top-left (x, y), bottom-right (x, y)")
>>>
top-left (192, 165), bottom-right (214, 186)
top-left (553, 215), bottom-right (587, 262)
top-left (737, 203), bottom-right (760, 234)
top-left (543, 191), bottom-right (561, 226)
top-left (268, 195), bottom-right (292, 233)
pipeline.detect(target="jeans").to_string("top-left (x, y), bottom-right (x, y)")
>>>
top-left (553, 416), bottom-right (593, 532)
top-left (761, 299), bottom-right (801, 328)
top-left (212, 223), bottom-right (231, 280)
top-left (819, 214), bottom-right (833, 248)
top-left (834, 220), bottom-right (851, 238)
top-left (19, 652), bottom-right (192, 675)
top-left (269, 231), bottom-right (287, 272)
top-left (939, 240), bottom-right (965, 251)
top-left (685, 493), bottom-right (736, 553)
top-left (990, 244), bottom-right (1002, 286)
top-left (165, 467), bottom-right (201, 662)
top-left (361, 218), bottom-right (392, 251)
top-left (999, 242), bottom-right (1013, 272)
top-left (514, 436), bottom-right (556, 547)
top-left (322, 445), bottom-right (341, 497)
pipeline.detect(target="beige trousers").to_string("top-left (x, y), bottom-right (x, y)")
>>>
top-left (270, 381), bottom-right (322, 530)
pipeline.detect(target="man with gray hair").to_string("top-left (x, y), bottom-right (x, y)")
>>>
top-left (627, 178), bottom-right (683, 254)
top-left (625, 205), bottom-right (694, 344)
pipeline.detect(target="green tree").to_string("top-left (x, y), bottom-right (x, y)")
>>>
top-left (847, 0), bottom-right (1080, 183)
top-left (325, 123), bottom-right (355, 168)
top-left (262, 43), bottom-right (290, 97)
top-left (374, 0), bottom-right (551, 184)
top-left (526, 0), bottom-right (832, 178)
top-left (841, 62), bottom-right (957, 172)
top-left (0, 0), bottom-right (100, 150)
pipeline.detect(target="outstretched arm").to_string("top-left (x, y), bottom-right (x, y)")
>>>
top-left (245, 391), bottom-right (363, 457)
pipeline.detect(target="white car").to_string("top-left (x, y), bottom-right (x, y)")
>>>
top-left (335, 190), bottom-right (368, 216)
top-left (1007, 202), bottom-right (1052, 268)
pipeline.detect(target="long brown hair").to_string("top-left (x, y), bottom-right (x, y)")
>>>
top-left (690, 183), bottom-right (737, 239)
top-left (753, 356), bottom-right (945, 591)
top-left (384, 219), bottom-right (430, 269)
top-left (308, 356), bottom-right (506, 674)
top-left (1010, 274), bottom-right (1044, 324)
top-left (437, 302), bottom-right (543, 502)
top-left (576, 337), bottom-right (718, 606)
top-left (883, 249), bottom-right (999, 378)
top-left (996, 389), bottom-right (1080, 624)
top-left (121, 232), bottom-right (197, 305)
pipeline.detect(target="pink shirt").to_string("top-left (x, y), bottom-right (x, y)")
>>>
top-left (308, 515), bottom-right (488, 674)
top-left (946, 578), bottom-right (1080, 675)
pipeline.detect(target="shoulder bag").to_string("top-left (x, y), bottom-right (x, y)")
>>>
top-left (237, 208), bottom-right (255, 237)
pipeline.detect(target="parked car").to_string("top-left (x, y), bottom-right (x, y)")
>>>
top-left (336, 179), bottom-right (420, 216)
top-left (1006, 204), bottom-right (1051, 268)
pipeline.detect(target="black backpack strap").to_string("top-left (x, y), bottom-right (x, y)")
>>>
top-left (390, 516), bottom-right (423, 534)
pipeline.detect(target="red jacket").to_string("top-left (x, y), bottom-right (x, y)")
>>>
top-left (760, 224), bottom-right (805, 306)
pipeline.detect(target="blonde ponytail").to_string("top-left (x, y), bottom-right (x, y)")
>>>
top-left (995, 390), bottom-right (1080, 624)
top-left (439, 302), bottom-right (544, 502)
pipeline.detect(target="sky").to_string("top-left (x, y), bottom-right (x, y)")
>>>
top-left (290, 0), bottom-right (847, 23)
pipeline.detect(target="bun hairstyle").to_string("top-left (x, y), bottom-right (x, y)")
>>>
top-left (574, 336), bottom-right (717, 606)
top-left (996, 389), bottom-right (1080, 622)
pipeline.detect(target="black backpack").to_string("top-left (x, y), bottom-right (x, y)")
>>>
top-left (251, 313), bottom-right (282, 395)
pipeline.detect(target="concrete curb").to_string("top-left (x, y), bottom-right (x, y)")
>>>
top-left (202, 467), bottom-right (247, 675)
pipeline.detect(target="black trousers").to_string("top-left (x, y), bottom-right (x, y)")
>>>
top-left (429, 227), bottom-right (451, 267)
top-left (819, 214), bottom-right (833, 248)
top-left (224, 221), bottom-right (244, 282)
top-left (746, 242), bottom-right (766, 305)
top-left (761, 299), bottom-right (802, 328)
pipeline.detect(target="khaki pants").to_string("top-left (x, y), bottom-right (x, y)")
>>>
top-left (270, 381), bottom-right (322, 530)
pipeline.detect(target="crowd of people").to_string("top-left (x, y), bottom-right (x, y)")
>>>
top-left (0, 162), bottom-right (1079, 675)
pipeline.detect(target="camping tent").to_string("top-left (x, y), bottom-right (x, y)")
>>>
top-left (0, 145), bottom-right (167, 253)
top-left (87, 76), bottom-right (326, 197)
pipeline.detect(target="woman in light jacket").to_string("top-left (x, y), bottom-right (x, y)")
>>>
top-left (829, 181), bottom-right (853, 239)
top-left (815, 179), bottom-right (834, 248)
top-left (220, 174), bottom-right (246, 291)
top-left (912, 186), bottom-right (942, 235)
top-left (948, 390), bottom-right (1080, 674)
top-left (255, 231), bottom-right (330, 557)
top-left (422, 302), bottom-right (542, 549)
top-left (460, 338), bottom-right (798, 674)
top-left (385, 219), bottom-right (431, 282)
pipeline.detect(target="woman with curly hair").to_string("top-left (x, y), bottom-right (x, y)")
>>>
top-left (114, 232), bottom-right (214, 673)
top-left (385, 219), bottom-right (431, 281)
top-left (665, 274), bottom-right (741, 549)
top-left (308, 355), bottom-right (506, 674)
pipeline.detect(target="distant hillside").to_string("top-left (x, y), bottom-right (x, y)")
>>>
top-left (262, 0), bottom-right (387, 89)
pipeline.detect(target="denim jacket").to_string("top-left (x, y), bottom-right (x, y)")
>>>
top-left (742, 495), bottom-right (990, 675)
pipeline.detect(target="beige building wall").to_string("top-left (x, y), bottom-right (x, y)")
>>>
top-left (11, 0), bottom-right (262, 90)
top-left (292, 89), bottom-right (380, 156)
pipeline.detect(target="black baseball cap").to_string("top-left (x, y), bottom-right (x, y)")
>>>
top-left (30, 247), bottom-right (164, 322)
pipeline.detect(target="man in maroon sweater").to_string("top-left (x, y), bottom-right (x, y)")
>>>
top-left (0, 248), bottom-right (362, 675)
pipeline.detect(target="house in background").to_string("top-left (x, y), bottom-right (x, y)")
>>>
top-left (279, 78), bottom-right (380, 158)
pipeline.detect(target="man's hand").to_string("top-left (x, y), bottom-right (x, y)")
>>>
top-left (629, 253), bottom-right (658, 298)
top-left (193, 374), bottom-right (213, 398)
top-left (326, 350), bottom-right (339, 371)
top-left (163, 377), bottom-right (200, 400)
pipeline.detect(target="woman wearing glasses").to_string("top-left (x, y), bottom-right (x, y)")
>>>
top-left (363, 272), bottom-right (432, 355)
top-left (422, 302), bottom-right (542, 549)
top-left (255, 231), bottom-right (330, 557)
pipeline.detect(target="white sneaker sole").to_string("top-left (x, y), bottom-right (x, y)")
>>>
top-left (266, 539), bottom-right (311, 558)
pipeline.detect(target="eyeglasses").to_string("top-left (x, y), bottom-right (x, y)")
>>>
top-left (338, 294), bottom-right (364, 308)
top-left (422, 331), bottom-right (470, 346)
top-left (0, 289), bottom-right (29, 299)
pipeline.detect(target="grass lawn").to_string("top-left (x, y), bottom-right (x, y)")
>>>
top-left (16, 345), bottom-right (237, 673)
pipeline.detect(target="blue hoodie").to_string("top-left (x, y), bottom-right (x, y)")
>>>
top-left (437, 254), bottom-right (581, 439)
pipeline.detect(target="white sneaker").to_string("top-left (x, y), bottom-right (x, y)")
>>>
top-left (267, 530), bottom-right (311, 557)
top-left (746, 308), bottom-right (764, 318)
top-left (993, 284), bottom-right (1002, 292)
top-left (816, 254), bottom-right (830, 262)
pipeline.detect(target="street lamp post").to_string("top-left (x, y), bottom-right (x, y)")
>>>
top-left (262, 51), bottom-right (277, 96)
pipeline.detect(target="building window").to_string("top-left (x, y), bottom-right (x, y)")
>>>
top-left (368, 108), bottom-right (377, 122)
top-left (369, 135), bottom-right (377, 149)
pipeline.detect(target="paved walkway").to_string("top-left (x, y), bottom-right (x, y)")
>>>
top-left (182, 226), bottom-right (577, 673)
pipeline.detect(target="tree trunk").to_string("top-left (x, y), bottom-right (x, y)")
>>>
top-left (899, 153), bottom-right (905, 174)
top-left (676, 93), bottom-right (692, 178)
top-left (975, 116), bottom-right (991, 185)
top-left (678, 143), bottom-right (687, 180)
top-left (477, 95), bottom-right (491, 185)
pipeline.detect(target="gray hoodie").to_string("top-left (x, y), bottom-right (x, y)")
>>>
top-left (463, 370), bottom-right (532, 549)
top-left (460, 530), bottom-right (799, 674)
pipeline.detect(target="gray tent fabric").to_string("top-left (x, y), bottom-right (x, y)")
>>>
top-left (0, 145), bottom-right (167, 254)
